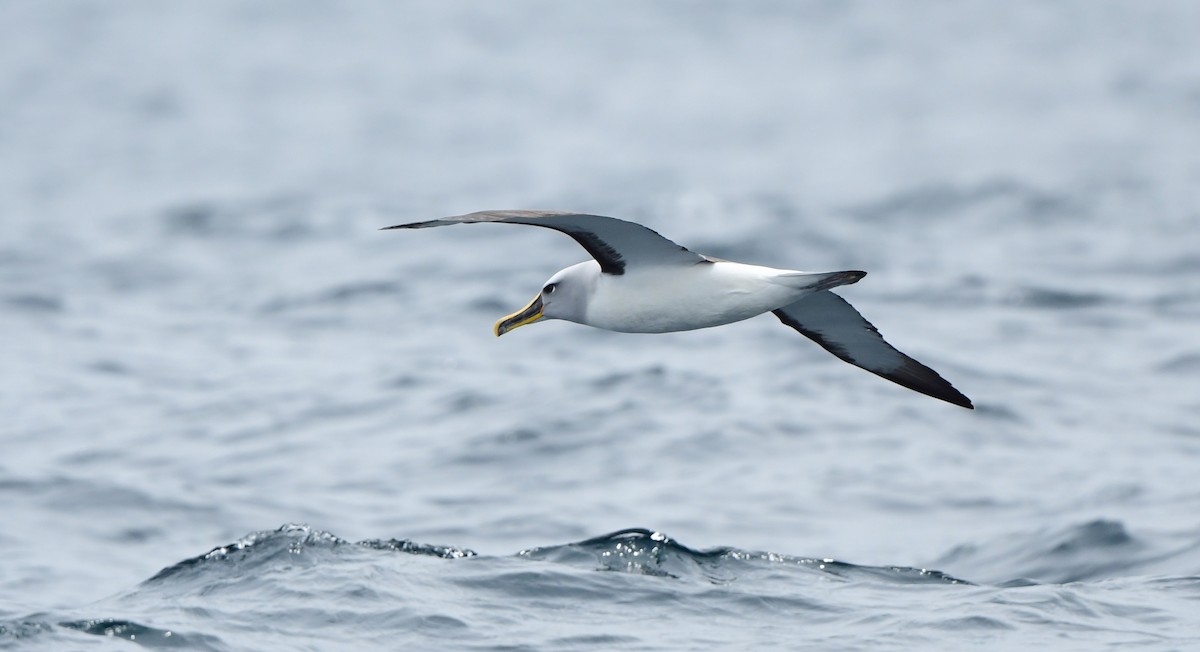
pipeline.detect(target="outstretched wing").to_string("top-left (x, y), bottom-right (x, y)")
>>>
top-left (773, 291), bottom-right (973, 408)
top-left (382, 210), bottom-right (706, 275)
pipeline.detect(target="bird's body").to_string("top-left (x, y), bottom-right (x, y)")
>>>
top-left (555, 259), bottom-right (859, 333)
top-left (384, 210), bottom-right (973, 409)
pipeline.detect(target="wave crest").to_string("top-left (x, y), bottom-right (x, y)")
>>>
top-left (520, 528), bottom-right (969, 585)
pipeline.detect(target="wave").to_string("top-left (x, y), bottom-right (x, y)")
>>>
top-left (138, 524), bottom-right (968, 588)
top-left (146, 524), bottom-right (478, 587)
top-left (935, 519), bottom-right (1200, 585)
top-left (518, 527), bottom-right (968, 585)
top-left (8, 523), bottom-right (1196, 650)
top-left (1, 524), bottom-right (967, 649)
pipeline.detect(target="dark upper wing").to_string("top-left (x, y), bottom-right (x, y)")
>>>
top-left (773, 291), bottom-right (973, 409)
top-left (382, 210), bottom-right (706, 275)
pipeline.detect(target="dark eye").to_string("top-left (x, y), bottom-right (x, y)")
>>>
top-left (543, 283), bottom-right (557, 295)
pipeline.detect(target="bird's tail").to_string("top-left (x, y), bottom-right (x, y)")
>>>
top-left (774, 270), bottom-right (867, 292)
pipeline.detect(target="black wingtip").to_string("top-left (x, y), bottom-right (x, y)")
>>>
top-left (892, 360), bottom-right (974, 409)
top-left (926, 371), bottom-right (973, 409)
top-left (381, 219), bottom-right (446, 230)
top-left (947, 392), bottom-right (975, 410)
top-left (906, 380), bottom-right (974, 409)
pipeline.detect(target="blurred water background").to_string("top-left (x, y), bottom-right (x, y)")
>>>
top-left (2, 1), bottom-right (1200, 649)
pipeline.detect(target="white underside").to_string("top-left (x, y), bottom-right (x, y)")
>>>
top-left (577, 261), bottom-right (826, 333)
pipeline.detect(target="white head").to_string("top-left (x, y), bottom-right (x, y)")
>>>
top-left (493, 261), bottom-right (599, 336)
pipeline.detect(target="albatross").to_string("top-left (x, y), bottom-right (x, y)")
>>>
top-left (384, 210), bottom-right (972, 409)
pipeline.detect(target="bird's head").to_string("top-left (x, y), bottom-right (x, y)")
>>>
top-left (494, 261), bottom-right (596, 336)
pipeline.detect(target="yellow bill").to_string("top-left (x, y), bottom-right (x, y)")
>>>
top-left (494, 294), bottom-right (544, 336)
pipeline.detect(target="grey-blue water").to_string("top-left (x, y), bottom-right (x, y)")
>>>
top-left (3, 1), bottom-right (1199, 649)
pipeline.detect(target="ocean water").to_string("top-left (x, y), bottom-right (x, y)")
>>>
top-left (3, 1), bottom-right (1200, 649)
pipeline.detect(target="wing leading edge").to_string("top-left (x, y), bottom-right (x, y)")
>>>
top-left (383, 210), bottom-right (705, 275)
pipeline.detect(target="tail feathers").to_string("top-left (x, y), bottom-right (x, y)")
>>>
top-left (775, 270), bottom-right (867, 293)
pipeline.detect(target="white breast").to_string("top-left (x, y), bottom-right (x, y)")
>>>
top-left (580, 261), bottom-right (811, 333)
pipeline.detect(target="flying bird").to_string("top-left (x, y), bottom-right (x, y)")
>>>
top-left (384, 210), bottom-right (972, 409)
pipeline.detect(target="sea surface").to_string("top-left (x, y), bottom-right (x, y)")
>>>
top-left (3, 1), bottom-right (1200, 650)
